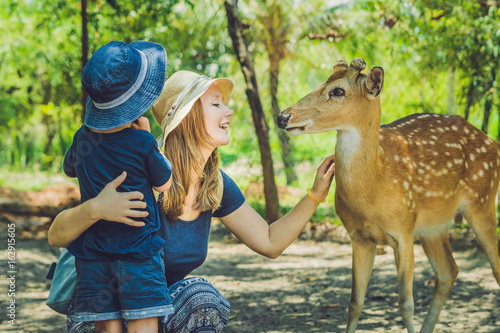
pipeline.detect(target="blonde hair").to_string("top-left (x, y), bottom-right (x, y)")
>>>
top-left (162, 99), bottom-right (222, 221)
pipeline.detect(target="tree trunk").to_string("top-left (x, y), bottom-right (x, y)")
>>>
top-left (420, 78), bottom-right (428, 113)
top-left (482, 97), bottom-right (492, 134)
top-left (464, 38), bottom-right (480, 121)
top-left (81, 0), bottom-right (89, 123)
top-left (464, 80), bottom-right (475, 121)
top-left (497, 105), bottom-right (500, 142)
top-left (260, 1), bottom-right (297, 185)
top-left (224, 0), bottom-right (281, 222)
top-left (41, 77), bottom-right (54, 168)
top-left (446, 65), bottom-right (455, 115)
top-left (482, 68), bottom-right (496, 134)
top-left (270, 60), bottom-right (297, 185)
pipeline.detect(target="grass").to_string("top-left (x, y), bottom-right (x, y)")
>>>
top-left (0, 167), bottom-right (76, 191)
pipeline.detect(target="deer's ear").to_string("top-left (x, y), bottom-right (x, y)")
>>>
top-left (366, 67), bottom-right (384, 98)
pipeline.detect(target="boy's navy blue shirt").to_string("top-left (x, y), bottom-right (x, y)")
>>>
top-left (64, 125), bottom-right (172, 261)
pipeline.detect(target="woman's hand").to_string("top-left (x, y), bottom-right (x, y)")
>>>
top-left (220, 154), bottom-right (335, 259)
top-left (89, 171), bottom-right (148, 226)
top-left (309, 154), bottom-right (335, 202)
top-left (131, 116), bottom-right (151, 132)
top-left (48, 171), bottom-right (147, 247)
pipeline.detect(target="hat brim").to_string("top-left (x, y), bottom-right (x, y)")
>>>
top-left (84, 41), bottom-right (167, 130)
top-left (159, 77), bottom-right (233, 146)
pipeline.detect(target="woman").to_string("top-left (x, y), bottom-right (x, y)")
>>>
top-left (48, 70), bottom-right (335, 332)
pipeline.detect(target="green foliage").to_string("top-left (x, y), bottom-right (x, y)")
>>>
top-left (356, 0), bottom-right (500, 130)
top-left (0, 1), bottom-right (499, 227)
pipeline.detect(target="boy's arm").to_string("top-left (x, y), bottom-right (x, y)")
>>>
top-left (133, 117), bottom-right (172, 192)
top-left (153, 177), bottom-right (172, 193)
top-left (146, 139), bottom-right (173, 193)
top-left (63, 145), bottom-right (77, 178)
top-left (150, 153), bottom-right (172, 192)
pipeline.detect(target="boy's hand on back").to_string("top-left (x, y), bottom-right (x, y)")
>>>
top-left (132, 116), bottom-right (151, 132)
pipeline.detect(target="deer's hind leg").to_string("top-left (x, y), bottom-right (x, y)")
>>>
top-left (418, 225), bottom-right (459, 333)
top-left (463, 203), bottom-right (500, 286)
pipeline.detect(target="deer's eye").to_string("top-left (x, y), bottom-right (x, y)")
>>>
top-left (329, 87), bottom-right (345, 97)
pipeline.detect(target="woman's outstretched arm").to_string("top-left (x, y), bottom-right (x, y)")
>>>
top-left (48, 171), bottom-right (148, 247)
top-left (220, 155), bottom-right (335, 258)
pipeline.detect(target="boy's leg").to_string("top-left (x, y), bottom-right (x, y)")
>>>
top-left (126, 317), bottom-right (158, 333)
top-left (117, 250), bottom-right (172, 328)
top-left (74, 259), bottom-right (122, 328)
top-left (95, 318), bottom-right (125, 333)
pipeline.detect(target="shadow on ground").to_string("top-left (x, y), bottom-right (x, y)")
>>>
top-left (0, 229), bottom-right (499, 333)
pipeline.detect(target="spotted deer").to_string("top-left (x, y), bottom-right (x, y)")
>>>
top-left (277, 58), bottom-right (500, 333)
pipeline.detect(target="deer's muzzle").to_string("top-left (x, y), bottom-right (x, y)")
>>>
top-left (277, 112), bottom-right (291, 129)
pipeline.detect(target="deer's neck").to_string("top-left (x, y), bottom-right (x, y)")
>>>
top-left (335, 112), bottom-right (381, 198)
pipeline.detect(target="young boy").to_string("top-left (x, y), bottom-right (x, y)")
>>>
top-left (63, 40), bottom-right (173, 333)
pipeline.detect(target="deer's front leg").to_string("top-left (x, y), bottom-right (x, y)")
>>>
top-left (345, 239), bottom-right (376, 333)
top-left (393, 236), bottom-right (416, 333)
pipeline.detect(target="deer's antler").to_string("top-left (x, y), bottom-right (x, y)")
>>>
top-left (347, 58), bottom-right (366, 79)
top-left (333, 60), bottom-right (348, 74)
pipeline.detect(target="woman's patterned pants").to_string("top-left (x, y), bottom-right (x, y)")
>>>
top-left (66, 277), bottom-right (230, 333)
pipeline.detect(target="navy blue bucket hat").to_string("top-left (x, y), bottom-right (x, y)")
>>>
top-left (82, 40), bottom-right (167, 130)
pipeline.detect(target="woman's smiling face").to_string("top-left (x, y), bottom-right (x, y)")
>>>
top-left (200, 84), bottom-right (234, 149)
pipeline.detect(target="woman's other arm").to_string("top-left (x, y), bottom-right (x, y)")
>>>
top-left (220, 155), bottom-right (335, 258)
top-left (48, 172), bottom-right (148, 247)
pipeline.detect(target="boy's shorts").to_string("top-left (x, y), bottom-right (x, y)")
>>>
top-left (73, 249), bottom-right (173, 322)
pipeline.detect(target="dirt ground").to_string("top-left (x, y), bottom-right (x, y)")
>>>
top-left (1, 224), bottom-right (499, 333)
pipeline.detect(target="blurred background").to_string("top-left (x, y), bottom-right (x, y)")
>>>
top-left (0, 0), bottom-right (499, 226)
top-left (1, 2), bottom-right (499, 331)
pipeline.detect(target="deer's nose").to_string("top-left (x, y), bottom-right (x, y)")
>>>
top-left (277, 113), bottom-right (291, 129)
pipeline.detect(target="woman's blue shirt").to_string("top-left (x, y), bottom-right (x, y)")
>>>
top-left (158, 170), bottom-right (245, 286)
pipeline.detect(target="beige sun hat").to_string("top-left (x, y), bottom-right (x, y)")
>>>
top-left (152, 70), bottom-right (234, 147)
